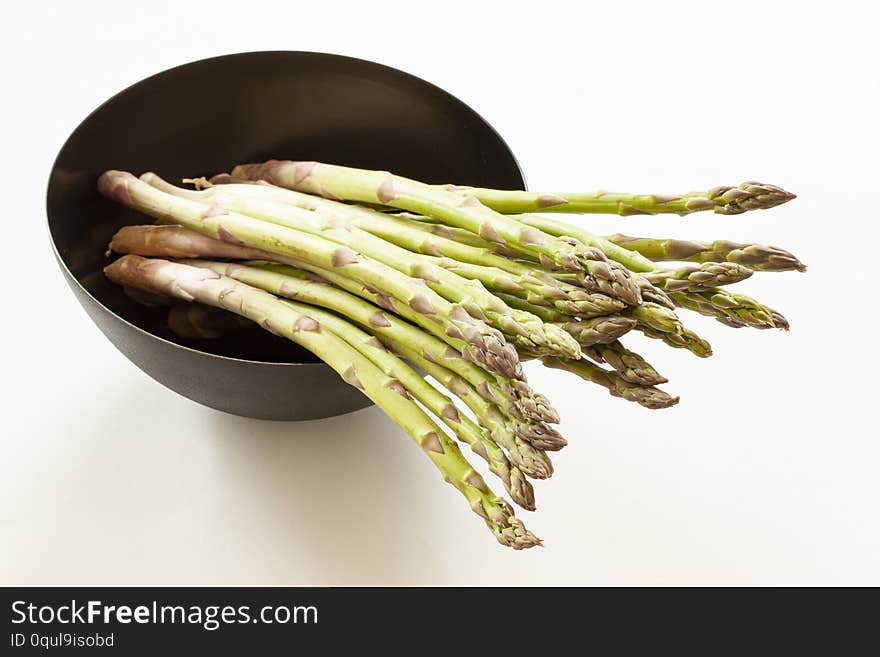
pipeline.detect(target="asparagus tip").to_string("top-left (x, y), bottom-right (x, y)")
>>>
top-left (496, 518), bottom-right (543, 550)
top-left (770, 310), bottom-right (791, 331)
top-left (712, 181), bottom-right (797, 214)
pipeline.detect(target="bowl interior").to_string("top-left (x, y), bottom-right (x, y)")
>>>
top-left (47, 51), bottom-right (525, 363)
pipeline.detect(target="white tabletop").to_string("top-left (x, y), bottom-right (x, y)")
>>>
top-left (3, 0), bottom-right (878, 585)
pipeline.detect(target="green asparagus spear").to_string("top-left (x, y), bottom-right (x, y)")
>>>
top-left (625, 302), bottom-right (712, 357)
top-left (248, 260), bottom-right (559, 425)
top-left (603, 234), bottom-right (806, 272)
top-left (510, 214), bottom-right (794, 331)
top-left (643, 262), bottom-right (754, 292)
top-left (509, 213), bottom-right (657, 273)
top-left (183, 259), bottom-right (564, 441)
top-left (271, 296), bottom-right (536, 510)
top-left (393, 343), bottom-right (559, 473)
top-left (444, 181), bottom-right (796, 216)
top-left (229, 160), bottom-right (587, 271)
top-left (432, 257), bottom-right (626, 318)
top-left (99, 172), bottom-right (523, 380)
top-left (492, 293), bottom-right (572, 323)
top-left (555, 316), bottom-right (638, 348)
top-left (144, 173), bottom-right (581, 360)
top-left (581, 341), bottom-right (667, 387)
top-left (105, 255), bottom-right (539, 548)
top-left (233, 162), bottom-right (644, 306)
top-left (149, 231), bottom-right (557, 469)
top-left (178, 177), bottom-right (629, 317)
top-left (671, 289), bottom-right (787, 330)
top-left (542, 357), bottom-right (679, 410)
top-left (115, 227), bottom-right (557, 426)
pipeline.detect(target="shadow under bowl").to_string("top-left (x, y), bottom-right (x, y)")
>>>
top-left (47, 51), bottom-right (525, 421)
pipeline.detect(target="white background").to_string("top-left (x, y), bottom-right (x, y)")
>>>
top-left (2, 1), bottom-right (878, 585)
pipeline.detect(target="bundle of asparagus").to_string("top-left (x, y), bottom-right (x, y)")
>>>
top-left (98, 160), bottom-right (802, 549)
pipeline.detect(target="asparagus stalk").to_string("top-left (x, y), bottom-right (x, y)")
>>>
top-left (642, 262), bottom-right (754, 292)
top-left (492, 295), bottom-right (659, 367)
top-left (110, 224), bottom-right (269, 260)
top-left (510, 213), bottom-right (658, 273)
top-left (202, 258), bottom-right (565, 437)
top-left (395, 229), bottom-right (630, 316)
top-left (388, 214), bottom-right (522, 254)
top-left (204, 175), bottom-right (522, 256)
top-left (194, 174), bottom-right (620, 312)
top-left (510, 287), bottom-right (626, 319)
top-left (393, 343), bottom-right (559, 473)
top-left (671, 289), bottom-right (787, 330)
top-left (148, 173), bottom-right (579, 358)
top-left (493, 293), bottom-right (571, 323)
top-left (513, 319), bottom-right (675, 403)
top-left (588, 228), bottom-right (806, 330)
top-left (511, 213), bottom-right (794, 332)
top-left (194, 261), bottom-right (564, 457)
top-left (203, 176), bottom-right (644, 313)
top-left (431, 257), bottom-right (626, 318)
top-left (325, 206), bottom-right (789, 334)
top-left (419, 217), bottom-right (669, 310)
top-left (227, 163), bottom-right (641, 307)
top-left (110, 222), bottom-right (267, 260)
top-left (604, 234), bottom-right (807, 272)
top-left (146, 173), bottom-right (581, 360)
top-left (556, 316), bottom-right (638, 348)
top-left (173, 185), bottom-right (705, 360)
top-left (271, 296), bottom-right (536, 510)
top-left (301, 264), bottom-right (562, 427)
top-left (105, 255), bottom-right (539, 548)
top-left (446, 181), bottom-right (796, 216)
top-left (188, 177), bottom-right (628, 316)
top-left (581, 341), bottom-right (667, 387)
top-left (171, 255), bottom-right (559, 428)
top-left (625, 302), bottom-right (713, 358)
top-left (255, 261), bottom-right (560, 426)
top-left (229, 160), bottom-right (589, 272)
top-left (134, 213), bottom-right (556, 461)
top-left (99, 171), bottom-right (523, 380)
top-left (542, 357), bottom-right (679, 410)
top-left (637, 324), bottom-right (713, 357)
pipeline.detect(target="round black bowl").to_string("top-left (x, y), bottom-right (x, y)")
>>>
top-left (47, 51), bottom-right (525, 421)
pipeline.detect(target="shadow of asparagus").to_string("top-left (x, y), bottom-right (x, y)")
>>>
top-left (200, 405), bottom-right (457, 585)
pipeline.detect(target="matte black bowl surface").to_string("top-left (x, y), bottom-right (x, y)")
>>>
top-left (47, 51), bottom-right (525, 420)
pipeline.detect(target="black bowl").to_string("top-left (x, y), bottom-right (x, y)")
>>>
top-left (47, 51), bottom-right (525, 421)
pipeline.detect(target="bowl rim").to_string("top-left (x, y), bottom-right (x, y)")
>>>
top-left (46, 50), bottom-right (525, 368)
